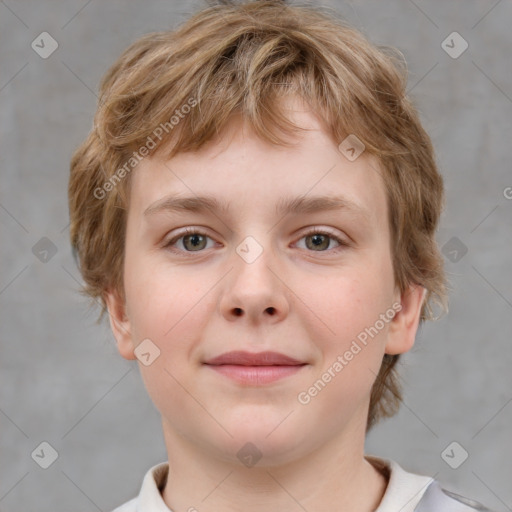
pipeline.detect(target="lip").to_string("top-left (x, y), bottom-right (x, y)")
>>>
top-left (204, 350), bottom-right (305, 366)
top-left (203, 351), bottom-right (307, 385)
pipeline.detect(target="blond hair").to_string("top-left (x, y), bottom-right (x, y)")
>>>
top-left (69, 0), bottom-right (448, 431)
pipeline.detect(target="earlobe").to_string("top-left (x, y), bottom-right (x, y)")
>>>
top-left (385, 284), bottom-right (426, 355)
top-left (104, 289), bottom-right (136, 360)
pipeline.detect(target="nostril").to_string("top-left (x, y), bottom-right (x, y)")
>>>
top-left (266, 307), bottom-right (276, 315)
top-left (234, 308), bottom-right (243, 316)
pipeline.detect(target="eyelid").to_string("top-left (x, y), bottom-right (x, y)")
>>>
top-left (294, 226), bottom-right (349, 251)
top-left (163, 226), bottom-right (217, 253)
top-left (163, 225), bottom-right (350, 254)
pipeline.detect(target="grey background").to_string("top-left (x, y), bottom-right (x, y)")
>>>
top-left (1, 0), bottom-right (511, 511)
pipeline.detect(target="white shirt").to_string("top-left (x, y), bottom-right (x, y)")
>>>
top-left (111, 455), bottom-right (435, 512)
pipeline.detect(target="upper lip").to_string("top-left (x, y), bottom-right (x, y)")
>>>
top-left (204, 351), bottom-right (305, 366)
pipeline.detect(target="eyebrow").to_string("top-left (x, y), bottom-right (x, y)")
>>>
top-left (143, 194), bottom-right (370, 221)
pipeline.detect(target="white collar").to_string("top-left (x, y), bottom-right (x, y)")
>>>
top-left (113, 455), bottom-right (434, 512)
top-left (366, 455), bottom-right (434, 512)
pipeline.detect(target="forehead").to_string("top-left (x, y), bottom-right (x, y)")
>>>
top-left (128, 98), bottom-right (389, 234)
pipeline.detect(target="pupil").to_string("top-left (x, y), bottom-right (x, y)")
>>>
top-left (309, 234), bottom-right (328, 250)
top-left (186, 234), bottom-right (204, 249)
top-left (313, 235), bottom-right (322, 246)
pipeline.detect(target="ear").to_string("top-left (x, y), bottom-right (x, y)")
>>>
top-left (385, 284), bottom-right (426, 355)
top-left (104, 288), bottom-right (136, 360)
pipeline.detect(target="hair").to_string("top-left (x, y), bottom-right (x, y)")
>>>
top-left (69, 0), bottom-right (449, 432)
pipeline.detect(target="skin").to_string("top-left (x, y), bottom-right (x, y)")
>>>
top-left (106, 95), bottom-right (425, 512)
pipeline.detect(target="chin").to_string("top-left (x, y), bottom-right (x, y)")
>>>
top-left (214, 436), bottom-right (307, 469)
top-left (206, 421), bottom-right (309, 468)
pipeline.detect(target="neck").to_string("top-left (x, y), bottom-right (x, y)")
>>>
top-left (160, 416), bottom-right (388, 512)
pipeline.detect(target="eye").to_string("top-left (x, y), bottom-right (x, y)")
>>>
top-left (163, 226), bottom-right (349, 255)
top-left (295, 228), bottom-right (348, 253)
top-left (164, 227), bottom-right (217, 253)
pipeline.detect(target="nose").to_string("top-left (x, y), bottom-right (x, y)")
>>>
top-left (218, 238), bottom-right (290, 325)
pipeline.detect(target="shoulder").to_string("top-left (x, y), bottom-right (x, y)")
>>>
top-left (366, 455), bottom-right (496, 512)
top-left (107, 461), bottom-right (169, 512)
top-left (416, 480), bottom-right (497, 512)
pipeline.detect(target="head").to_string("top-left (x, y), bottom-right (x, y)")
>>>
top-left (69, 0), bottom-right (448, 450)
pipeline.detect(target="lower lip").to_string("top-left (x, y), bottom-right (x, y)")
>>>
top-left (205, 364), bottom-right (306, 385)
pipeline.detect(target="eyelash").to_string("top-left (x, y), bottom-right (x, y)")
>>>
top-left (163, 227), bottom-right (349, 255)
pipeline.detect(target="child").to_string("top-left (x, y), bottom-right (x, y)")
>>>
top-left (68, 1), bottom-right (495, 511)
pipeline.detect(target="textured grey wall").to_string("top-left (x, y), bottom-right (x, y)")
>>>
top-left (1, 1), bottom-right (511, 511)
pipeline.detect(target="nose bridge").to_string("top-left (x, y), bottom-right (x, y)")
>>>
top-left (219, 230), bottom-right (289, 322)
top-left (235, 233), bottom-right (268, 268)
top-left (232, 232), bottom-right (277, 293)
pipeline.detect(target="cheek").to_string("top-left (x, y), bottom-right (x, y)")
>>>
top-left (123, 252), bottom-right (215, 362)
top-left (124, 244), bottom-right (188, 325)
top-left (294, 263), bottom-right (395, 402)
top-left (298, 266), bottom-right (392, 342)
top-left (123, 257), bottom-right (215, 417)
top-left (294, 275), bottom-right (393, 422)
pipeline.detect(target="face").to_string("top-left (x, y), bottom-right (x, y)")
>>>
top-left (106, 96), bottom-right (424, 467)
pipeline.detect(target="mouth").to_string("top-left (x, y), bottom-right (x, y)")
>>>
top-left (204, 350), bottom-right (305, 366)
top-left (203, 351), bottom-right (307, 385)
